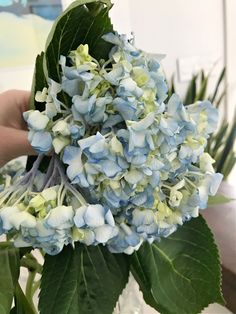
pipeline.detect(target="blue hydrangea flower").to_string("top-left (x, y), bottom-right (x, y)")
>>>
top-left (23, 110), bottom-right (49, 131)
top-left (73, 204), bottom-right (118, 244)
top-left (198, 172), bottom-right (223, 209)
top-left (62, 146), bottom-right (88, 186)
top-left (28, 131), bottom-right (52, 154)
top-left (12, 31), bottom-right (223, 255)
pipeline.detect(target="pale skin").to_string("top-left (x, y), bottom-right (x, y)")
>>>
top-left (0, 90), bottom-right (36, 167)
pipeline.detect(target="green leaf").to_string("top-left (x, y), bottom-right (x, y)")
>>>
top-left (194, 71), bottom-right (208, 102)
top-left (43, 0), bottom-right (113, 83)
top-left (19, 247), bottom-right (33, 259)
top-left (210, 122), bottom-right (228, 156)
top-left (129, 250), bottom-right (168, 314)
top-left (215, 91), bottom-right (226, 108)
top-left (39, 244), bottom-right (129, 314)
top-left (200, 70), bottom-right (205, 84)
top-left (0, 246), bottom-right (20, 314)
top-left (28, 1), bottom-right (114, 172)
top-left (10, 283), bottom-right (35, 314)
top-left (10, 307), bottom-right (17, 314)
top-left (130, 215), bottom-right (224, 314)
top-left (168, 75), bottom-right (175, 100)
top-left (216, 112), bottom-right (236, 173)
top-left (208, 194), bottom-right (232, 206)
top-left (210, 67), bottom-right (226, 104)
top-left (30, 52), bottom-right (47, 110)
top-left (221, 151), bottom-right (236, 179)
top-left (184, 74), bottom-right (197, 105)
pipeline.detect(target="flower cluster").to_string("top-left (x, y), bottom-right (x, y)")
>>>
top-left (1, 32), bottom-right (223, 255)
top-left (0, 156), bottom-right (118, 255)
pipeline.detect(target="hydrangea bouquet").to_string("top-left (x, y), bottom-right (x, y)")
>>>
top-left (0, 1), bottom-right (227, 313)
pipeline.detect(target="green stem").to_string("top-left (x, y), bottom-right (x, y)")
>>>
top-left (60, 187), bottom-right (66, 206)
top-left (12, 190), bottom-right (29, 206)
top-left (15, 282), bottom-right (36, 314)
top-left (39, 249), bottom-right (45, 259)
top-left (57, 183), bottom-right (64, 206)
top-left (162, 184), bottom-right (171, 190)
top-left (21, 257), bottom-right (43, 274)
top-left (32, 279), bottom-right (41, 296)
top-left (0, 190), bottom-right (12, 206)
top-left (25, 270), bottom-right (37, 313)
top-left (185, 177), bottom-right (197, 189)
top-left (0, 241), bottom-right (12, 248)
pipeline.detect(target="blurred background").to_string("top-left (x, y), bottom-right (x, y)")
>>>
top-left (0, 1), bottom-right (235, 313)
top-left (1, 0), bottom-right (235, 118)
top-left (0, 0), bottom-right (235, 181)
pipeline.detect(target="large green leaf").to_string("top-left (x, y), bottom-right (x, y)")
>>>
top-left (39, 244), bottom-right (129, 314)
top-left (0, 246), bottom-right (20, 314)
top-left (43, 0), bottom-right (113, 83)
top-left (130, 215), bottom-right (224, 314)
top-left (30, 0), bottom-right (113, 112)
top-left (28, 0), bottom-right (114, 171)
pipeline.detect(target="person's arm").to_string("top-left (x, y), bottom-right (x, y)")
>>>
top-left (0, 90), bottom-right (36, 167)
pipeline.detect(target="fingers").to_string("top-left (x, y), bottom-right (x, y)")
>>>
top-left (16, 90), bottom-right (31, 130)
top-left (0, 89), bottom-right (31, 130)
top-left (1, 89), bottom-right (30, 110)
top-left (15, 90), bottom-right (31, 113)
top-left (0, 91), bottom-right (35, 167)
top-left (0, 126), bottom-right (37, 167)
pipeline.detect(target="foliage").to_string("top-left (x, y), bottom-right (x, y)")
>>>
top-left (39, 244), bottom-right (129, 314)
top-left (0, 245), bottom-right (20, 314)
top-left (130, 215), bottom-right (224, 314)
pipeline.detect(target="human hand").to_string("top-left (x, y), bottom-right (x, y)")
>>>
top-left (0, 90), bottom-right (36, 167)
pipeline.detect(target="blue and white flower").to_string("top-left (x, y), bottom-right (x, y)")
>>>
top-left (1, 31), bottom-right (223, 256)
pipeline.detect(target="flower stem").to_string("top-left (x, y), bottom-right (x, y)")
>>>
top-left (25, 270), bottom-right (37, 313)
top-left (42, 155), bottom-right (55, 189)
top-left (0, 241), bottom-right (12, 248)
top-left (57, 183), bottom-right (64, 206)
top-left (21, 154), bottom-right (44, 185)
top-left (21, 256), bottom-right (43, 274)
top-left (44, 168), bottom-right (58, 188)
top-left (15, 282), bottom-right (36, 314)
top-left (60, 187), bottom-right (66, 206)
top-left (12, 189), bottom-right (29, 206)
top-left (55, 157), bottom-right (87, 205)
top-left (0, 190), bottom-right (12, 206)
top-left (32, 278), bottom-right (41, 296)
top-left (185, 177), bottom-right (197, 189)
